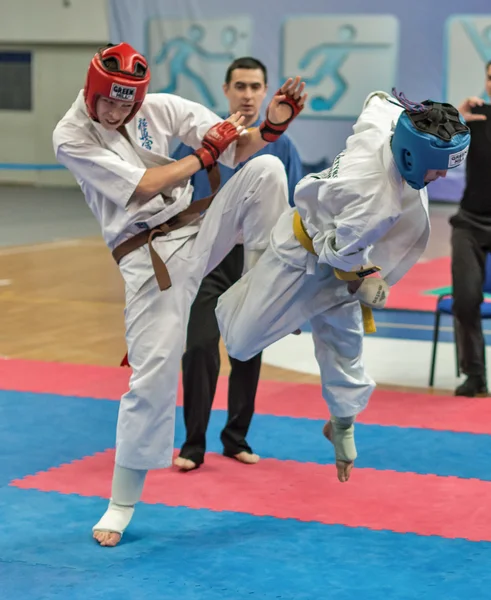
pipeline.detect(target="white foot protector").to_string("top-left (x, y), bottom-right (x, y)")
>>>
top-left (92, 499), bottom-right (135, 536)
top-left (328, 416), bottom-right (357, 463)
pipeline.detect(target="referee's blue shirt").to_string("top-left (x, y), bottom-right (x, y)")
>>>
top-left (172, 117), bottom-right (303, 207)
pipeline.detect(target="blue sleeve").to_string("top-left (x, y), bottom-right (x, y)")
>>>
top-left (282, 138), bottom-right (303, 207)
top-left (171, 143), bottom-right (212, 201)
top-left (172, 142), bottom-right (194, 162)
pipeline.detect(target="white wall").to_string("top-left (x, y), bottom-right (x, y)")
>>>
top-left (0, 0), bottom-right (110, 186)
top-left (0, 0), bottom-right (109, 44)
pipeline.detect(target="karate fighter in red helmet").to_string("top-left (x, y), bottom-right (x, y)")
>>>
top-left (53, 42), bottom-right (307, 546)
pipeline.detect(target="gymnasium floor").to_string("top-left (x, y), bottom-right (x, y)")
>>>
top-left (1, 185), bottom-right (490, 599)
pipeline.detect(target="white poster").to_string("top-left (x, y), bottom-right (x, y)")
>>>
top-left (146, 16), bottom-right (252, 114)
top-left (281, 14), bottom-right (399, 119)
top-left (445, 15), bottom-right (491, 105)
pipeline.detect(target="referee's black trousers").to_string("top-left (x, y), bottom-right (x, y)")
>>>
top-left (179, 244), bottom-right (262, 466)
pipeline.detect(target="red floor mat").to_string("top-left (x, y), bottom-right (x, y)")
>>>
top-left (11, 448), bottom-right (490, 542)
top-left (2, 358), bottom-right (491, 434)
top-left (385, 256), bottom-right (451, 311)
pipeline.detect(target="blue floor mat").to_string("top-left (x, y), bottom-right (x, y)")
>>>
top-left (1, 487), bottom-right (490, 600)
top-left (2, 390), bottom-right (491, 483)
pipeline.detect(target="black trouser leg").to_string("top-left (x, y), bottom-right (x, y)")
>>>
top-left (451, 226), bottom-right (487, 378)
top-left (180, 279), bottom-right (221, 465)
top-left (221, 352), bottom-right (262, 455)
top-left (180, 245), bottom-right (250, 463)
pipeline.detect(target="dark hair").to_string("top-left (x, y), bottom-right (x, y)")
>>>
top-left (225, 57), bottom-right (267, 85)
top-left (487, 60), bottom-right (491, 70)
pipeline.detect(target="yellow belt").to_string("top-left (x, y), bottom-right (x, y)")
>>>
top-left (292, 211), bottom-right (377, 334)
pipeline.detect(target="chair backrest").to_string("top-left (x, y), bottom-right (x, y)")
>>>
top-left (484, 254), bottom-right (491, 294)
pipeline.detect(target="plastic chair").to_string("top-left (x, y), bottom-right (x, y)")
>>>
top-left (429, 253), bottom-right (491, 387)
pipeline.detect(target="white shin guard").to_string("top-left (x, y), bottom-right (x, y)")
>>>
top-left (329, 416), bottom-right (357, 463)
top-left (93, 465), bottom-right (147, 535)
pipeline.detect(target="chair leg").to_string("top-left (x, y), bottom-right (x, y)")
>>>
top-left (453, 317), bottom-right (460, 378)
top-left (483, 343), bottom-right (486, 382)
top-left (429, 310), bottom-right (441, 387)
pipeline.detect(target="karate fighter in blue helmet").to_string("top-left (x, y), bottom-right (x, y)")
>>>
top-left (216, 90), bottom-right (471, 482)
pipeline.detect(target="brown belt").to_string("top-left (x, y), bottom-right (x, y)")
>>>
top-left (112, 165), bottom-right (220, 291)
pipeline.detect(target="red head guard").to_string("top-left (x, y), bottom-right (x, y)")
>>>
top-left (84, 43), bottom-right (151, 124)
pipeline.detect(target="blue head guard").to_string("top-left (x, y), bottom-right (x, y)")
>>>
top-left (390, 90), bottom-right (471, 190)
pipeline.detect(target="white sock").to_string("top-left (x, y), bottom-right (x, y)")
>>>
top-left (92, 465), bottom-right (147, 534)
top-left (330, 416), bottom-right (357, 463)
top-left (334, 416), bottom-right (355, 427)
top-left (92, 500), bottom-right (135, 534)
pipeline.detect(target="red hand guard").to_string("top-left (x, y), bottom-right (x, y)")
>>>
top-left (259, 90), bottom-right (304, 143)
top-left (194, 121), bottom-right (240, 170)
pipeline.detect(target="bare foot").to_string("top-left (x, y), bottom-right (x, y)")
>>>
top-left (174, 456), bottom-right (199, 471)
top-left (322, 421), bottom-right (354, 483)
top-left (92, 502), bottom-right (133, 545)
top-left (93, 530), bottom-right (122, 547)
top-left (233, 451), bottom-right (260, 464)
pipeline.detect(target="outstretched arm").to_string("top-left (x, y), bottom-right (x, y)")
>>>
top-left (298, 45), bottom-right (323, 69)
top-left (458, 96), bottom-right (487, 122)
top-left (137, 116), bottom-right (245, 201)
top-left (234, 76), bottom-right (308, 164)
top-left (196, 46), bottom-right (234, 61)
top-left (134, 154), bottom-right (202, 200)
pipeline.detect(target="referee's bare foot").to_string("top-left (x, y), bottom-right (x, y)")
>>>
top-left (93, 530), bottom-right (122, 547)
top-left (174, 456), bottom-right (199, 471)
top-left (233, 451), bottom-right (260, 464)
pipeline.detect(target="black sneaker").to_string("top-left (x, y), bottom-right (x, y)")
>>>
top-left (455, 375), bottom-right (488, 397)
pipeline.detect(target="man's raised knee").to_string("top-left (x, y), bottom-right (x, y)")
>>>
top-left (219, 319), bottom-right (252, 362)
top-left (244, 154), bottom-right (286, 179)
top-left (224, 339), bottom-right (252, 362)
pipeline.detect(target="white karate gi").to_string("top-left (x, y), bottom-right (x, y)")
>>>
top-left (216, 91), bottom-right (430, 419)
top-left (53, 91), bottom-right (288, 469)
